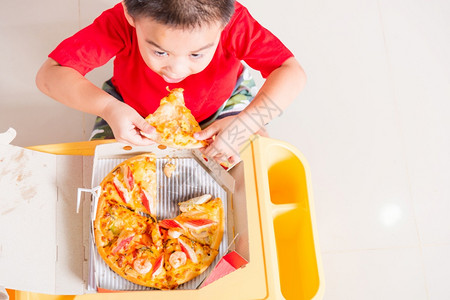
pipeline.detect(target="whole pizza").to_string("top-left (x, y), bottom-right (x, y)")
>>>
top-left (94, 153), bottom-right (224, 290)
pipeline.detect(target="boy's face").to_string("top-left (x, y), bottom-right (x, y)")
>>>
top-left (124, 8), bottom-right (223, 83)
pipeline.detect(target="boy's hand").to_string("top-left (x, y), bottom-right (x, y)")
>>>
top-left (194, 116), bottom-right (252, 165)
top-left (102, 99), bottom-right (158, 146)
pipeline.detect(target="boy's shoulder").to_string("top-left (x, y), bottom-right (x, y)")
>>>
top-left (233, 1), bottom-right (247, 18)
top-left (91, 3), bottom-right (131, 34)
top-left (225, 1), bottom-right (251, 29)
top-left (101, 2), bottom-right (126, 20)
top-left (94, 2), bottom-right (127, 26)
top-left (235, 1), bottom-right (244, 10)
top-left (106, 2), bottom-right (124, 14)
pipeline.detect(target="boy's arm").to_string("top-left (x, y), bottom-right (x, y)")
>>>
top-left (36, 58), bottom-right (156, 145)
top-left (195, 57), bottom-right (306, 163)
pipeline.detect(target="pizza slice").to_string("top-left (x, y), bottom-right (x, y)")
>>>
top-left (163, 234), bottom-right (218, 289)
top-left (159, 195), bottom-right (224, 249)
top-left (142, 88), bottom-right (207, 149)
top-left (106, 228), bottom-right (170, 289)
top-left (125, 246), bottom-right (169, 290)
top-left (94, 200), bottom-right (159, 280)
top-left (94, 199), bottom-right (170, 289)
top-left (94, 200), bottom-right (152, 249)
top-left (102, 153), bottom-right (158, 217)
top-left (118, 221), bottom-right (171, 289)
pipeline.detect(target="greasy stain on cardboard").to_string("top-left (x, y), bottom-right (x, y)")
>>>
top-left (0, 147), bottom-right (52, 215)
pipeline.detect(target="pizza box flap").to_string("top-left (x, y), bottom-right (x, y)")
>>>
top-left (198, 162), bottom-right (250, 288)
top-left (0, 141), bottom-right (88, 294)
top-left (227, 162), bottom-right (249, 261)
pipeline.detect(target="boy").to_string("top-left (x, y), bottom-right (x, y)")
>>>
top-left (36, 0), bottom-right (306, 164)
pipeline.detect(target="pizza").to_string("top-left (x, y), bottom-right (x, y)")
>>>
top-left (159, 195), bottom-right (224, 249)
top-left (142, 88), bottom-right (208, 149)
top-left (163, 234), bottom-right (218, 288)
top-left (97, 153), bottom-right (158, 217)
top-left (94, 154), bottom-right (224, 290)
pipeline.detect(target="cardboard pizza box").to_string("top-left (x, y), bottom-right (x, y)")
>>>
top-left (0, 129), bottom-right (252, 296)
top-left (84, 142), bottom-right (243, 291)
top-left (0, 128), bottom-right (325, 299)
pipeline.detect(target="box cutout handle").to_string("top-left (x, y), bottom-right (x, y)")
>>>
top-left (77, 186), bottom-right (101, 213)
top-left (0, 127), bottom-right (16, 145)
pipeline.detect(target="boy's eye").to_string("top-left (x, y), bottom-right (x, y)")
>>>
top-left (154, 51), bottom-right (168, 57)
top-left (190, 53), bottom-right (203, 59)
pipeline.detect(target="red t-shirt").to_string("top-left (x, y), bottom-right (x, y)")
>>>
top-left (49, 2), bottom-right (293, 121)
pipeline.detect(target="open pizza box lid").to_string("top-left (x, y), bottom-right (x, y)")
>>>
top-left (0, 129), bottom-right (250, 295)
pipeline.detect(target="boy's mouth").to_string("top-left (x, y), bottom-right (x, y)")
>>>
top-left (162, 74), bottom-right (186, 83)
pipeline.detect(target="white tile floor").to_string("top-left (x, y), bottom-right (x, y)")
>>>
top-left (1, 0), bottom-right (449, 299)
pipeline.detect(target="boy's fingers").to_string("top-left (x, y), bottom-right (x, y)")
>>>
top-left (203, 140), bottom-right (220, 158)
top-left (134, 117), bottom-right (159, 140)
top-left (135, 117), bottom-right (154, 134)
top-left (194, 125), bottom-right (218, 141)
top-left (115, 129), bottom-right (155, 147)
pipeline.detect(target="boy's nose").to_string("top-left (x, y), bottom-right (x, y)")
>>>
top-left (166, 58), bottom-right (189, 77)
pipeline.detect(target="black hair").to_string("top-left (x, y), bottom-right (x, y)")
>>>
top-left (123, 0), bottom-right (236, 29)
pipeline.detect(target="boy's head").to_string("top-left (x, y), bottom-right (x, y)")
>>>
top-left (122, 0), bottom-right (235, 83)
top-left (123, 0), bottom-right (235, 29)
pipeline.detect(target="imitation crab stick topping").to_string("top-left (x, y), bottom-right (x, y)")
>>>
top-left (159, 219), bottom-right (183, 229)
top-left (152, 255), bottom-right (164, 277)
top-left (178, 238), bottom-right (198, 264)
top-left (168, 229), bottom-right (182, 239)
top-left (113, 177), bottom-right (130, 204)
top-left (140, 188), bottom-right (152, 214)
top-left (123, 165), bottom-right (134, 191)
top-left (183, 219), bottom-right (215, 230)
top-left (112, 234), bottom-right (134, 254)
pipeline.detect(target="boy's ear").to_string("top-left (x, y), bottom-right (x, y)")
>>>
top-left (122, 1), bottom-right (136, 27)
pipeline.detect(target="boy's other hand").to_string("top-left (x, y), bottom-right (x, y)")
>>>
top-left (194, 116), bottom-right (251, 165)
top-left (102, 99), bottom-right (157, 146)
